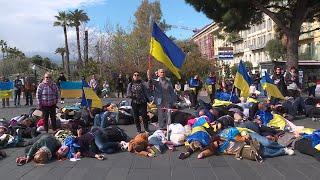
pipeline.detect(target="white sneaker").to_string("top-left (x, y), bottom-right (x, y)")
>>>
top-left (284, 147), bottom-right (295, 156)
top-left (120, 141), bottom-right (128, 150)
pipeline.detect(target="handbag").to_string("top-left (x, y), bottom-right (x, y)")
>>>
top-left (235, 139), bottom-right (263, 163)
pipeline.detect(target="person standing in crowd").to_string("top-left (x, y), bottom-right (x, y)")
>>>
top-left (189, 75), bottom-right (202, 108)
top-left (36, 72), bottom-right (59, 133)
top-left (184, 80), bottom-right (190, 93)
top-left (206, 72), bottom-right (216, 103)
top-left (285, 66), bottom-right (300, 98)
top-left (24, 76), bottom-right (34, 106)
top-left (307, 76), bottom-right (317, 97)
top-left (116, 74), bottom-right (125, 98)
top-left (89, 74), bottom-right (98, 94)
top-left (127, 71), bottom-right (150, 133)
top-left (14, 75), bottom-right (23, 107)
top-left (102, 80), bottom-right (110, 98)
top-left (272, 66), bottom-right (287, 97)
top-left (174, 81), bottom-right (181, 96)
top-left (0, 76), bottom-right (10, 108)
top-left (57, 72), bottom-right (67, 104)
top-left (147, 69), bottom-right (176, 130)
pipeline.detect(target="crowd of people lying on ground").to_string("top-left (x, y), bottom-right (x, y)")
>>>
top-left (0, 94), bottom-right (319, 165)
top-left (0, 69), bottom-right (320, 166)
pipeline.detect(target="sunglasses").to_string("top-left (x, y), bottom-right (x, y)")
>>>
top-left (133, 74), bottom-right (140, 76)
top-left (45, 77), bottom-right (51, 79)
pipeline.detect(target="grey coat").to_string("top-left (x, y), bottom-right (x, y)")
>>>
top-left (148, 77), bottom-right (176, 107)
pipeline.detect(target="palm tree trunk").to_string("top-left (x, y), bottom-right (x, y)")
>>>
top-left (76, 26), bottom-right (82, 67)
top-left (63, 25), bottom-right (70, 77)
top-left (61, 54), bottom-right (65, 72)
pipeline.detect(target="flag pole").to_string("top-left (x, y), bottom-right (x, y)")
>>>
top-left (229, 83), bottom-right (235, 102)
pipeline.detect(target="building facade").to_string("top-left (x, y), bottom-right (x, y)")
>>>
top-left (192, 14), bottom-right (320, 72)
top-left (191, 22), bottom-right (216, 60)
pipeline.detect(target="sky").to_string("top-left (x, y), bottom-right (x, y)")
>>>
top-left (0, 0), bottom-right (211, 59)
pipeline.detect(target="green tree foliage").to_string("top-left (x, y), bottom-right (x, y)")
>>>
top-left (30, 55), bottom-right (57, 69)
top-left (178, 40), bottom-right (212, 80)
top-left (265, 39), bottom-right (286, 61)
top-left (185, 0), bottom-right (320, 70)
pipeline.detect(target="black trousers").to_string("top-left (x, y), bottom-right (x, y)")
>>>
top-left (25, 91), bottom-right (33, 105)
top-left (41, 105), bottom-right (57, 132)
top-left (190, 91), bottom-right (199, 107)
top-left (295, 138), bottom-right (320, 162)
top-left (131, 102), bottom-right (148, 132)
top-left (117, 88), bottom-right (124, 98)
top-left (209, 85), bottom-right (215, 103)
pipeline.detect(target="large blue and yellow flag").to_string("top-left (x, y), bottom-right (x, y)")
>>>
top-left (0, 81), bottom-right (13, 98)
top-left (260, 72), bottom-right (285, 99)
top-left (60, 81), bottom-right (102, 109)
top-left (150, 23), bottom-right (186, 79)
top-left (234, 60), bottom-right (252, 98)
top-left (81, 80), bottom-right (102, 109)
top-left (60, 81), bottom-right (83, 98)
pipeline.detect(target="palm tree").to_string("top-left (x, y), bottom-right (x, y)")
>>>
top-left (55, 47), bottom-right (66, 71)
top-left (54, 11), bottom-right (70, 76)
top-left (68, 9), bottom-right (90, 67)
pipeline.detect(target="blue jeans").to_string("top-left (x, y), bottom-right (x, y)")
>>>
top-left (14, 90), bottom-right (21, 106)
top-left (250, 132), bottom-right (285, 157)
top-left (250, 132), bottom-right (284, 148)
top-left (261, 146), bottom-right (285, 157)
top-left (94, 129), bottom-right (120, 154)
top-left (148, 136), bottom-right (166, 152)
top-left (94, 112), bottom-right (112, 128)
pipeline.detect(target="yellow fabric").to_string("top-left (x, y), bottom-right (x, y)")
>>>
top-left (83, 88), bottom-right (102, 109)
top-left (301, 128), bottom-right (316, 134)
top-left (212, 99), bottom-right (232, 107)
top-left (0, 90), bottom-right (13, 98)
top-left (150, 37), bottom-right (181, 79)
top-left (61, 89), bottom-right (82, 98)
top-left (189, 87), bottom-right (196, 93)
top-left (206, 85), bottom-right (212, 93)
top-left (247, 97), bottom-right (259, 103)
top-left (236, 127), bottom-right (254, 134)
top-left (191, 126), bottom-right (207, 134)
top-left (315, 144), bottom-right (320, 151)
top-left (234, 72), bottom-right (250, 98)
top-left (268, 114), bottom-right (286, 130)
top-left (262, 83), bottom-right (285, 99)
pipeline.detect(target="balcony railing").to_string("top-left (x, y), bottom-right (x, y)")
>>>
top-left (249, 43), bottom-right (266, 50)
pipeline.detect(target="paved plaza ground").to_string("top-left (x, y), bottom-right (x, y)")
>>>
top-left (1, 98), bottom-right (320, 180)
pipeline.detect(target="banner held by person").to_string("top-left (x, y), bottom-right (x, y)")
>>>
top-left (0, 81), bottom-right (13, 98)
top-left (261, 72), bottom-right (285, 99)
top-left (234, 60), bottom-right (253, 98)
top-left (149, 22), bottom-right (186, 79)
top-left (60, 81), bottom-right (102, 109)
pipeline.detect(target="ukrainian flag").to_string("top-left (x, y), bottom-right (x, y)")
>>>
top-left (60, 81), bottom-right (83, 98)
top-left (81, 80), bottom-right (102, 109)
top-left (261, 72), bottom-right (285, 99)
top-left (60, 81), bottom-right (102, 109)
top-left (150, 23), bottom-right (186, 79)
top-left (234, 60), bottom-right (252, 98)
top-left (0, 81), bottom-right (13, 98)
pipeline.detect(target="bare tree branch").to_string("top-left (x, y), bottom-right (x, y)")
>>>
top-left (300, 27), bottom-right (320, 34)
top-left (249, 0), bottom-right (290, 34)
